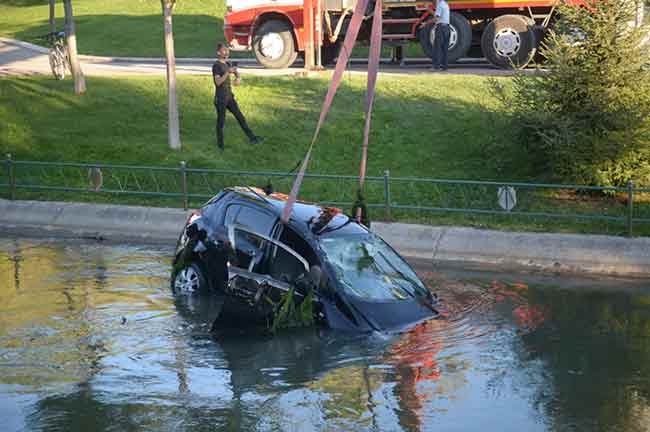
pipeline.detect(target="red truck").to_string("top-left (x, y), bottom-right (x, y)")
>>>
top-left (224, 0), bottom-right (643, 69)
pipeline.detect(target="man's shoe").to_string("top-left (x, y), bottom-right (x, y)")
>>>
top-left (217, 142), bottom-right (225, 151)
top-left (249, 136), bottom-right (265, 144)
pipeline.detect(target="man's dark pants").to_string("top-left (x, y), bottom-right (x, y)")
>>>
top-left (215, 96), bottom-right (255, 148)
top-left (433, 24), bottom-right (451, 70)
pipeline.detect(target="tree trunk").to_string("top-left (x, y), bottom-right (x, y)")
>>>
top-left (49, 0), bottom-right (56, 34)
top-left (63, 0), bottom-right (86, 95)
top-left (162, 1), bottom-right (181, 150)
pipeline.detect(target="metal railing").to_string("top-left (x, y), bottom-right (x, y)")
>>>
top-left (3, 155), bottom-right (649, 236)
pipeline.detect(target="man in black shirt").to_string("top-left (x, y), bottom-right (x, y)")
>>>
top-left (213, 43), bottom-right (263, 150)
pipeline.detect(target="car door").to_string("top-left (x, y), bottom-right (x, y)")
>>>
top-left (227, 223), bottom-right (309, 283)
top-left (218, 223), bottom-right (313, 327)
top-left (222, 203), bottom-right (277, 271)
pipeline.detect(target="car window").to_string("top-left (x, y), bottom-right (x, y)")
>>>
top-left (201, 194), bottom-right (228, 226)
top-left (224, 204), bottom-right (241, 227)
top-left (230, 226), bottom-right (308, 280)
top-left (278, 226), bottom-right (319, 267)
top-left (235, 206), bottom-right (276, 235)
top-left (268, 245), bottom-right (309, 283)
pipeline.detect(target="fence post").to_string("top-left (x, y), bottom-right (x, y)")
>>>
top-left (627, 180), bottom-right (634, 237)
top-left (383, 169), bottom-right (391, 221)
top-left (180, 161), bottom-right (188, 211)
top-left (6, 154), bottom-right (15, 201)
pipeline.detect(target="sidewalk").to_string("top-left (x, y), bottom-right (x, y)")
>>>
top-left (0, 37), bottom-right (518, 78)
top-left (1, 199), bottom-right (648, 278)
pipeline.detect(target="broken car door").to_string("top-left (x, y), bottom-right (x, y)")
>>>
top-left (216, 224), bottom-right (314, 328)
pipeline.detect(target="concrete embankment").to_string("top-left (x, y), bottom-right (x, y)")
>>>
top-left (1, 199), bottom-right (649, 278)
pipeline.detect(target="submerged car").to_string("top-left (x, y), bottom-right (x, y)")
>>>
top-left (172, 187), bottom-right (439, 332)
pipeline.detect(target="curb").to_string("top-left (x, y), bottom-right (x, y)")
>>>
top-left (1, 199), bottom-right (649, 278)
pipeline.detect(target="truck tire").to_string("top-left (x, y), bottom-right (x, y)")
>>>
top-left (419, 12), bottom-right (471, 64)
top-left (253, 20), bottom-right (298, 69)
top-left (481, 15), bottom-right (537, 69)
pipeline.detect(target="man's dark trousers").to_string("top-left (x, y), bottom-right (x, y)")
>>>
top-left (433, 24), bottom-right (451, 69)
top-left (215, 96), bottom-right (255, 148)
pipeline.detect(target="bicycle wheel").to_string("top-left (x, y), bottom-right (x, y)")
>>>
top-left (48, 45), bottom-right (66, 80)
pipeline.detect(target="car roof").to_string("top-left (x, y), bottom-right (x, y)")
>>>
top-left (224, 187), bottom-right (369, 237)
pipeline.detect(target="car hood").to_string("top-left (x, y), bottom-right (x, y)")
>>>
top-left (323, 291), bottom-right (439, 332)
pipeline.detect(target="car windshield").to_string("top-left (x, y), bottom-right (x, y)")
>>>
top-left (319, 234), bottom-right (428, 301)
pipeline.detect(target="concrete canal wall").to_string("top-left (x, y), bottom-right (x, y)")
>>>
top-left (1, 199), bottom-right (649, 278)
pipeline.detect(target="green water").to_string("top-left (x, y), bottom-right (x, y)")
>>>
top-left (1, 238), bottom-right (650, 431)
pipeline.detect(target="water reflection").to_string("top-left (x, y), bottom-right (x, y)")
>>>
top-left (1, 238), bottom-right (650, 431)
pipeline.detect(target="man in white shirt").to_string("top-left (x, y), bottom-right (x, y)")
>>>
top-left (432, 0), bottom-right (450, 71)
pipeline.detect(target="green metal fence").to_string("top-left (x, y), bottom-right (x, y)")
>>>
top-left (3, 155), bottom-right (650, 236)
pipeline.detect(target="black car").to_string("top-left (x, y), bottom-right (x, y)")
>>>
top-left (172, 187), bottom-right (439, 332)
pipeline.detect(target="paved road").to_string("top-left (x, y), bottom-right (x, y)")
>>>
top-left (0, 37), bottom-right (523, 78)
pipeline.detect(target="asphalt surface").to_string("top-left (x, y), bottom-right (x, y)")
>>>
top-left (0, 37), bottom-right (523, 78)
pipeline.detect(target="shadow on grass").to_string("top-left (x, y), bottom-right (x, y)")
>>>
top-left (15, 14), bottom-right (225, 58)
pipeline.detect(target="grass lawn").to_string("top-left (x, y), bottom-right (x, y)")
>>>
top-left (1, 0), bottom-right (228, 58)
top-left (0, 0), bottom-right (428, 58)
top-left (1, 73), bottom-right (503, 176)
top-left (2, 72), bottom-right (648, 236)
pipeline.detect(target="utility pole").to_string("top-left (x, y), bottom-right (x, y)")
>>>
top-left (303, 0), bottom-right (315, 70)
top-left (315, 0), bottom-right (323, 68)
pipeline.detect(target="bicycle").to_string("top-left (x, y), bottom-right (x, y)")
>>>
top-left (40, 31), bottom-right (69, 80)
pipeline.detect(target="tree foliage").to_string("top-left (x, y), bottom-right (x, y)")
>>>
top-left (491, 0), bottom-right (650, 187)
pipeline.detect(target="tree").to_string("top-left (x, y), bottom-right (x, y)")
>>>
top-left (491, 0), bottom-right (650, 187)
top-left (63, 0), bottom-right (86, 95)
top-left (161, 0), bottom-right (181, 150)
top-left (49, 0), bottom-right (56, 34)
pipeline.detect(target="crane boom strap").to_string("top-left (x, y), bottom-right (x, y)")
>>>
top-left (356, 0), bottom-right (383, 223)
top-left (281, 0), bottom-right (370, 225)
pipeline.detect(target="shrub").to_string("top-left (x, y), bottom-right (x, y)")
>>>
top-left (491, 0), bottom-right (650, 187)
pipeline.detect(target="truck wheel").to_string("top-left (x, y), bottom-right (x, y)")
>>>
top-left (419, 12), bottom-right (471, 64)
top-left (481, 15), bottom-right (537, 69)
top-left (253, 20), bottom-right (298, 69)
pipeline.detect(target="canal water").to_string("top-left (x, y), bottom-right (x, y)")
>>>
top-left (1, 238), bottom-right (650, 432)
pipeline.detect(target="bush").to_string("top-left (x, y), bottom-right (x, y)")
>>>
top-left (490, 0), bottom-right (650, 187)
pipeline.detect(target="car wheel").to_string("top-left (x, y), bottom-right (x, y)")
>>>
top-left (419, 12), bottom-right (472, 64)
top-left (481, 14), bottom-right (537, 69)
top-left (173, 262), bottom-right (206, 294)
top-left (252, 20), bottom-right (298, 69)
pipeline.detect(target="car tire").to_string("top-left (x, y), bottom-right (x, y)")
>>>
top-left (252, 20), bottom-right (298, 69)
top-left (481, 14), bottom-right (537, 69)
top-left (419, 12), bottom-right (472, 64)
top-left (173, 262), bottom-right (207, 294)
